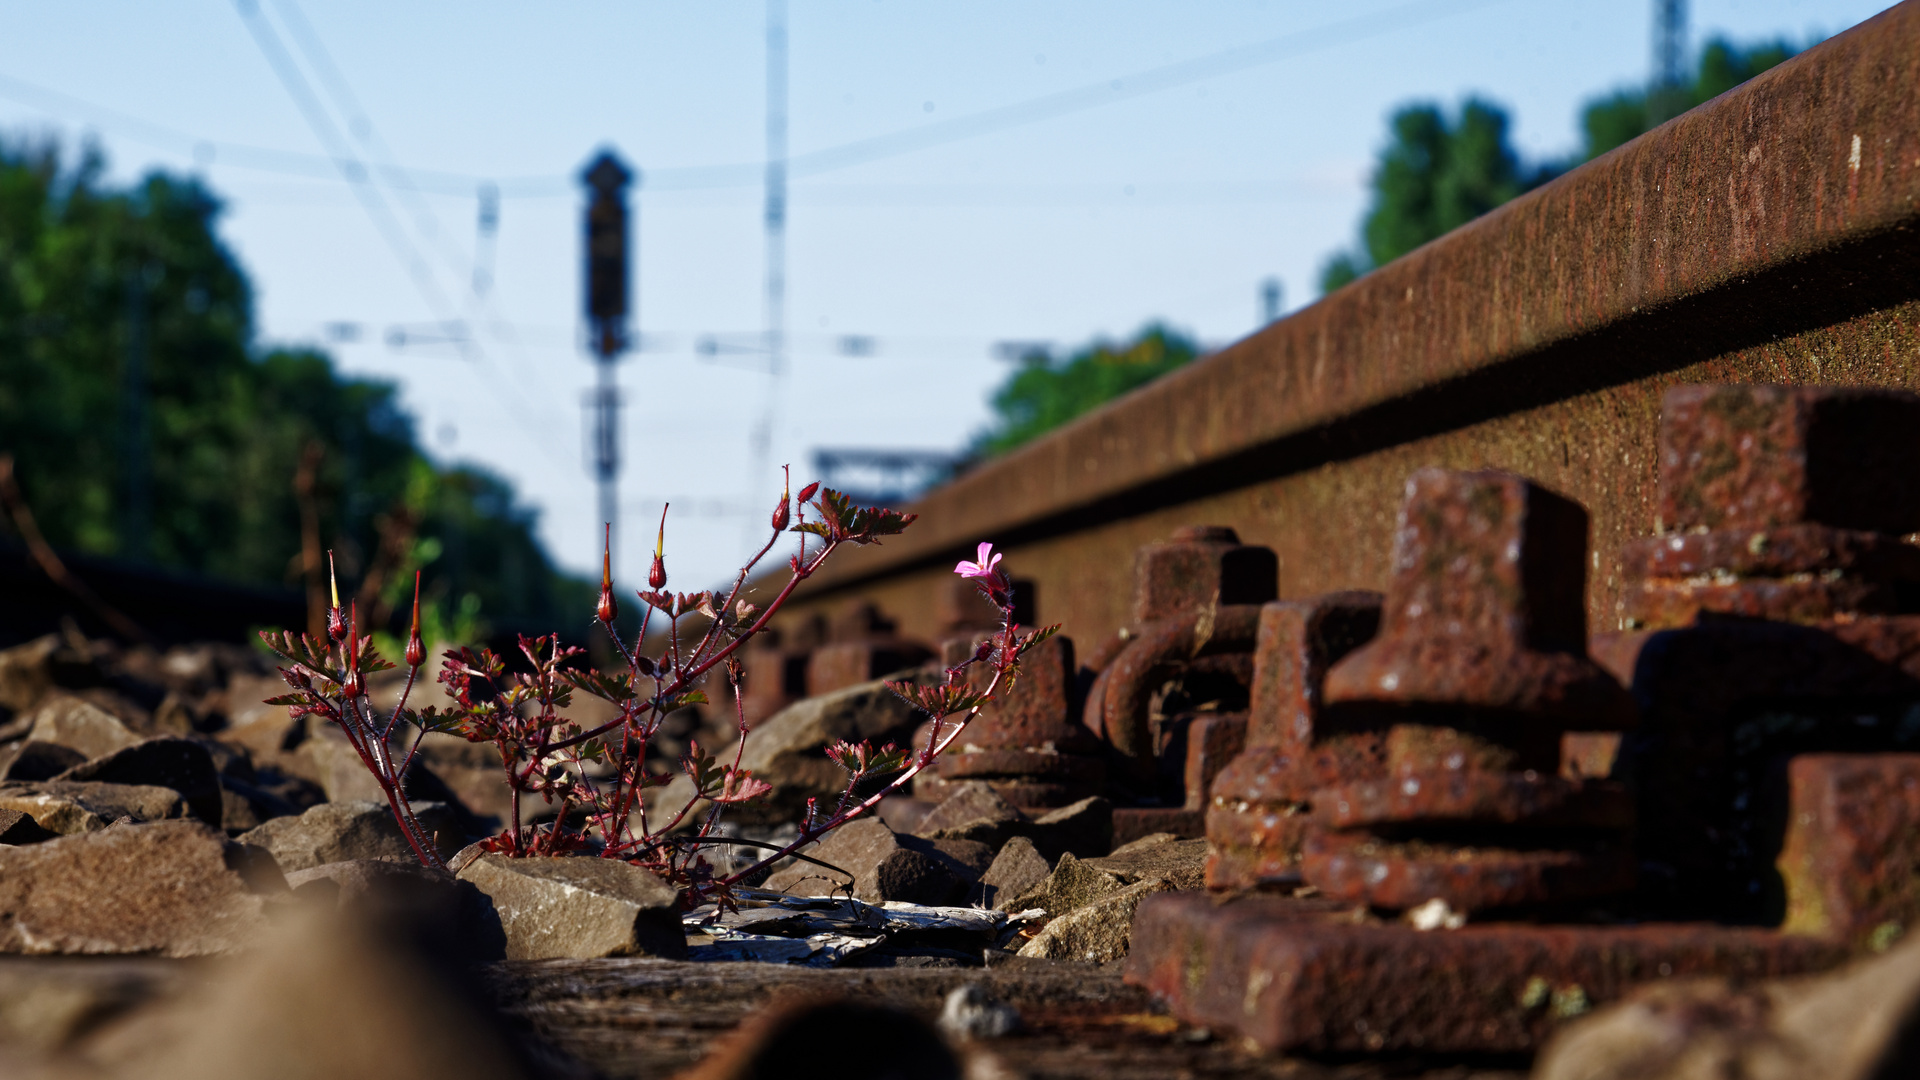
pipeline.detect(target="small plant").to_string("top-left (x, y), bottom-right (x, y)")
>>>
top-left (261, 475), bottom-right (1055, 908)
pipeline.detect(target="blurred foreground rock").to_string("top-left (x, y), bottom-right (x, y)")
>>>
top-left (1534, 935), bottom-right (1920, 1080)
top-left (675, 998), bottom-right (967, 1080)
top-left (86, 908), bottom-right (542, 1080)
top-left (286, 858), bottom-right (506, 962)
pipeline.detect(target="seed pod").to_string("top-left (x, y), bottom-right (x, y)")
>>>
top-left (596, 527), bottom-right (619, 624)
top-left (405, 571), bottom-right (426, 668)
top-left (649, 509), bottom-right (668, 590)
top-left (326, 551), bottom-right (348, 642)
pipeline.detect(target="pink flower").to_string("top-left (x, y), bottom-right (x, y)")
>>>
top-left (954, 541), bottom-right (1002, 579)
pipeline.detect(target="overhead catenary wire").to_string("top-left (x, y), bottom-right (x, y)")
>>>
top-left (1, 0), bottom-right (1512, 199)
top-left (258, 0), bottom-right (557, 404)
top-left (268, 0), bottom-right (489, 289)
top-left (229, 0), bottom-right (576, 472)
top-left (230, 0), bottom-right (460, 331)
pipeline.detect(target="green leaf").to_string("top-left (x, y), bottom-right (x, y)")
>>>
top-left (1017, 623), bottom-right (1063, 656)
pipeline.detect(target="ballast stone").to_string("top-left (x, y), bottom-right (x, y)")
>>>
top-left (0, 820), bottom-right (284, 957)
top-left (457, 854), bottom-right (686, 960)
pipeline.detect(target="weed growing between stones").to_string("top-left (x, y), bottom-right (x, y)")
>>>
top-left (259, 473), bottom-right (1056, 909)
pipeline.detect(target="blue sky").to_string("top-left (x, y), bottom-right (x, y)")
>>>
top-left (0, 0), bottom-right (1890, 587)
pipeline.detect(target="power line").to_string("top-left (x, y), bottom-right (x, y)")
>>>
top-left (229, 0), bottom-right (576, 474)
top-left (1, 0), bottom-right (1511, 199)
top-left (259, 0), bottom-right (562, 417)
top-left (269, 0), bottom-right (482, 285)
top-left (775, 0), bottom-right (1514, 182)
top-left (231, 0), bottom-right (463, 334)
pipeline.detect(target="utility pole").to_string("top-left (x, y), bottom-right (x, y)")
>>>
top-left (582, 150), bottom-right (635, 577)
top-left (1650, 0), bottom-right (1688, 125)
top-left (1259, 277), bottom-right (1283, 326)
top-left (744, 0), bottom-right (788, 554)
top-left (120, 264), bottom-right (153, 562)
top-left (764, 0), bottom-right (787, 384)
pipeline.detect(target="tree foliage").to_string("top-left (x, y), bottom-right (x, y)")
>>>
top-left (0, 137), bottom-right (588, 635)
top-left (1319, 36), bottom-right (1802, 295)
top-left (973, 324), bottom-right (1199, 457)
top-left (1578, 37), bottom-right (1797, 162)
top-left (1321, 98), bottom-right (1550, 294)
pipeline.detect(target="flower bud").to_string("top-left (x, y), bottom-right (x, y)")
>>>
top-left (797, 481), bottom-right (820, 504)
top-left (405, 570), bottom-right (426, 668)
top-left (649, 508), bottom-right (668, 590)
top-left (324, 551), bottom-right (347, 642)
top-left (596, 526), bottom-right (619, 624)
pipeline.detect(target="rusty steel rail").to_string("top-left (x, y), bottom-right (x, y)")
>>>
top-left (777, 2), bottom-right (1920, 647)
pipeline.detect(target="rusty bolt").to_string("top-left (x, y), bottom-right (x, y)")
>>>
top-left (1205, 591), bottom-right (1383, 892)
top-left (934, 634), bottom-right (1105, 810)
top-left (1324, 468), bottom-right (1632, 731)
top-left (1657, 384), bottom-right (1920, 535)
top-left (1130, 525), bottom-right (1278, 627)
top-left (1620, 386), bottom-right (1920, 628)
top-left (1304, 469), bottom-right (1634, 913)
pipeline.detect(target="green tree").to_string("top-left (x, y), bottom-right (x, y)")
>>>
top-left (974, 324), bottom-right (1199, 456)
top-left (0, 137), bottom-right (589, 637)
top-left (1579, 36), bottom-right (1798, 161)
top-left (1320, 98), bottom-right (1551, 293)
top-left (1319, 37), bottom-right (1803, 296)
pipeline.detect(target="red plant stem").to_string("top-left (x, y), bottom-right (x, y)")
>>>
top-left (679, 669), bottom-right (753, 876)
top-left (383, 661), bottom-right (421, 741)
top-left (337, 691), bottom-right (444, 869)
top-left (545, 536), bottom-right (837, 758)
top-left (509, 761), bottom-right (523, 848)
top-left (714, 666), bottom-right (1006, 892)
